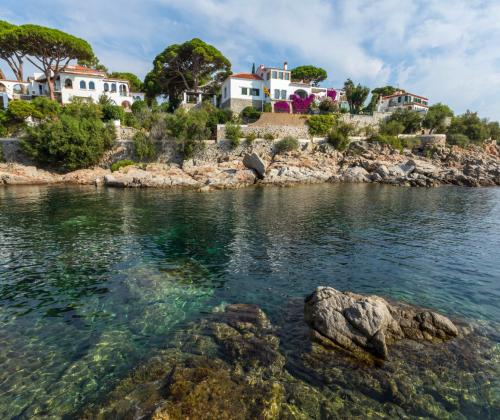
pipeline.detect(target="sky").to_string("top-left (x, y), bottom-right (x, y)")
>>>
top-left (2, 0), bottom-right (500, 120)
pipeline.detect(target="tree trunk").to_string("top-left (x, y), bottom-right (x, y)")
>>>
top-left (46, 70), bottom-right (55, 100)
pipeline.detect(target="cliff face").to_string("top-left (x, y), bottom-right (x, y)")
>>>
top-left (1, 140), bottom-right (499, 189)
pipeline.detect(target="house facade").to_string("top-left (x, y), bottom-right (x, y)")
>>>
top-left (220, 62), bottom-right (345, 113)
top-left (377, 91), bottom-right (429, 113)
top-left (0, 65), bottom-right (144, 109)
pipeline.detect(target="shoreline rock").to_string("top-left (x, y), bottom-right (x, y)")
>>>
top-left (1, 142), bottom-right (499, 190)
top-left (304, 287), bottom-right (459, 360)
top-left (78, 295), bottom-right (497, 419)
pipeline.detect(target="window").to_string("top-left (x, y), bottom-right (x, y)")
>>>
top-left (224, 87), bottom-right (227, 98)
top-left (398, 96), bottom-right (402, 103)
top-left (272, 71), bottom-right (277, 79)
top-left (284, 72), bottom-right (290, 81)
top-left (250, 88), bottom-right (260, 97)
top-left (278, 72), bottom-right (284, 80)
top-left (104, 83), bottom-right (109, 92)
top-left (80, 80), bottom-right (86, 89)
top-left (89, 81), bottom-right (95, 90)
top-left (267, 72), bottom-right (270, 80)
top-left (274, 89), bottom-right (280, 99)
top-left (280, 90), bottom-right (287, 100)
top-left (241, 87), bottom-right (248, 95)
top-left (119, 84), bottom-right (127, 96)
top-left (111, 83), bottom-right (117, 92)
top-left (64, 79), bottom-right (73, 89)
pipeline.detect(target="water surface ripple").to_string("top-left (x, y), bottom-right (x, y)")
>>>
top-left (0, 184), bottom-right (499, 417)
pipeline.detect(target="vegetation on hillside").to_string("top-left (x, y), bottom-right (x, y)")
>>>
top-left (21, 101), bottom-right (116, 171)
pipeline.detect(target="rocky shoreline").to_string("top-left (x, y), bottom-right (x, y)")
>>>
top-left (78, 288), bottom-right (498, 419)
top-left (1, 140), bottom-right (500, 189)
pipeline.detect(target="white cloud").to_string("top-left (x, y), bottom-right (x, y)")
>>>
top-left (2, 0), bottom-right (500, 119)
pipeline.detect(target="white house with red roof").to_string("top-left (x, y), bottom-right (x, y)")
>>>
top-left (377, 91), bottom-right (429, 113)
top-left (220, 62), bottom-right (341, 113)
top-left (1, 65), bottom-right (144, 109)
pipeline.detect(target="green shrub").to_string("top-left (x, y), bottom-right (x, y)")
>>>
top-left (308, 114), bottom-right (336, 136)
top-left (111, 159), bottom-right (136, 172)
top-left (241, 106), bottom-right (261, 123)
top-left (0, 142), bottom-right (4, 162)
top-left (204, 104), bottom-right (233, 138)
top-left (165, 108), bottom-right (210, 159)
top-left (133, 131), bottom-right (156, 161)
top-left (368, 133), bottom-right (403, 152)
top-left (245, 132), bottom-right (257, 144)
top-left (21, 104), bottom-right (116, 172)
top-left (447, 133), bottom-right (470, 148)
top-left (379, 119), bottom-right (405, 136)
top-left (263, 133), bottom-right (275, 141)
top-left (327, 131), bottom-right (350, 151)
top-left (275, 136), bottom-right (299, 154)
top-left (318, 98), bottom-right (337, 114)
top-left (384, 108), bottom-right (423, 134)
top-left (124, 112), bottom-right (140, 128)
top-left (263, 103), bottom-right (272, 113)
top-left (64, 101), bottom-right (103, 119)
top-left (31, 97), bottom-right (61, 117)
top-left (131, 100), bottom-right (148, 115)
top-left (102, 104), bottom-right (125, 122)
top-left (7, 100), bottom-right (42, 122)
top-left (225, 122), bottom-right (243, 148)
top-left (0, 110), bottom-right (7, 137)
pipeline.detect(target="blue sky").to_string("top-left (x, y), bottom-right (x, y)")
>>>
top-left (2, 0), bottom-right (500, 120)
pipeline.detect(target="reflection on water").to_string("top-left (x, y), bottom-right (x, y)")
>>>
top-left (0, 184), bottom-right (499, 417)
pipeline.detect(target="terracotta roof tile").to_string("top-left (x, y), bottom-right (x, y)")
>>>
top-left (229, 73), bottom-right (263, 80)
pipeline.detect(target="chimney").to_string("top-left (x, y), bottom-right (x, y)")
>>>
top-left (284, 61), bottom-right (288, 70)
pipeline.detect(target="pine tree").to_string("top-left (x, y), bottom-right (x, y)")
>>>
top-left (251, 63), bottom-right (255, 74)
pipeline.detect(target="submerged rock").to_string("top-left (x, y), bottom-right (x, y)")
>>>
top-left (304, 287), bottom-right (459, 359)
top-left (80, 298), bottom-right (498, 420)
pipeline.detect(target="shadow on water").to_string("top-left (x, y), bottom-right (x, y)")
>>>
top-left (0, 183), bottom-right (499, 417)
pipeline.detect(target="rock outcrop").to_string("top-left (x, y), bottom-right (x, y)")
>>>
top-left (304, 287), bottom-right (459, 359)
top-left (2, 141), bottom-right (500, 189)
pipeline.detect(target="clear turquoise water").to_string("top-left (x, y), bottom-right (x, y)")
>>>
top-left (0, 183), bottom-right (499, 418)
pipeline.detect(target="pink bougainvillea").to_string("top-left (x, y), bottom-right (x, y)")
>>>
top-left (274, 101), bottom-right (291, 113)
top-left (290, 94), bottom-right (315, 114)
top-left (327, 89), bottom-right (337, 101)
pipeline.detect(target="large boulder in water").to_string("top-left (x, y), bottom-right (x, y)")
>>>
top-left (304, 287), bottom-right (458, 359)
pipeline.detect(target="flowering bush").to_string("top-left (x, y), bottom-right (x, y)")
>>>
top-left (327, 89), bottom-right (337, 101)
top-left (290, 94), bottom-right (315, 114)
top-left (274, 101), bottom-right (290, 113)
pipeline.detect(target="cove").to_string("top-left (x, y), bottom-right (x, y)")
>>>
top-left (0, 183), bottom-right (499, 418)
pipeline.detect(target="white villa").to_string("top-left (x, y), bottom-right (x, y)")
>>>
top-left (0, 65), bottom-right (144, 109)
top-left (219, 62), bottom-right (346, 113)
top-left (377, 91), bottom-right (429, 113)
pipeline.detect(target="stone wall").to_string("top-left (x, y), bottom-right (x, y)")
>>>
top-left (340, 112), bottom-right (389, 130)
top-left (220, 98), bottom-right (263, 114)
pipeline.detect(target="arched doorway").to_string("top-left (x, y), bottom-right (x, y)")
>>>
top-left (121, 100), bottom-right (131, 109)
top-left (294, 89), bottom-right (308, 99)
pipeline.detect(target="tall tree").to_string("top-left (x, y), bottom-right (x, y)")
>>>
top-left (422, 103), bottom-right (454, 133)
top-left (78, 55), bottom-right (108, 72)
top-left (8, 25), bottom-right (93, 100)
top-left (144, 38), bottom-right (231, 107)
top-left (0, 20), bottom-right (25, 81)
top-left (251, 63), bottom-right (256, 74)
top-left (291, 65), bottom-right (327, 86)
top-left (344, 79), bottom-right (370, 114)
top-left (108, 72), bottom-right (143, 92)
top-left (365, 86), bottom-right (399, 113)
